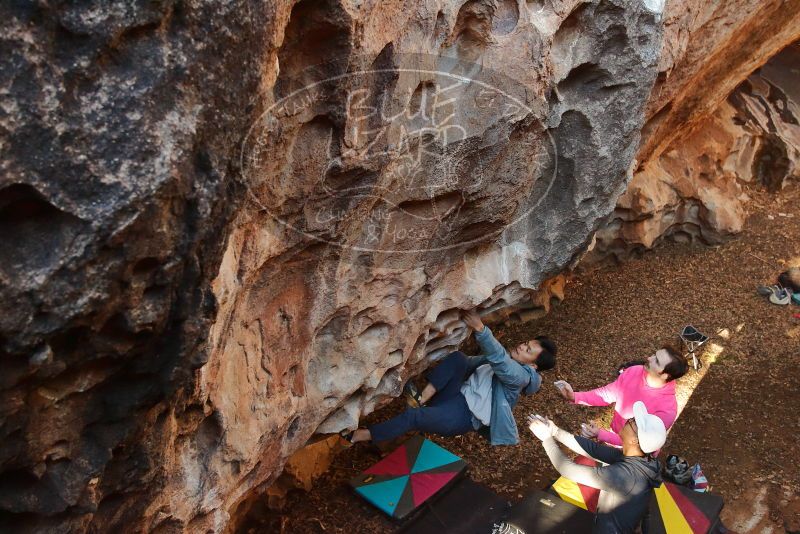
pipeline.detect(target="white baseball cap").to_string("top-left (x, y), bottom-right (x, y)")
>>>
top-left (632, 401), bottom-right (667, 454)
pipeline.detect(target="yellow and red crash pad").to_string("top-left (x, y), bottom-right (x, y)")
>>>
top-left (551, 456), bottom-right (723, 533)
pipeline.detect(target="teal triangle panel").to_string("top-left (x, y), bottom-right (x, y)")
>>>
top-left (411, 439), bottom-right (462, 474)
top-left (354, 475), bottom-right (409, 516)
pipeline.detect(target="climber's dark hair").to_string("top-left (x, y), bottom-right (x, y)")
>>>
top-left (535, 336), bottom-right (557, 371)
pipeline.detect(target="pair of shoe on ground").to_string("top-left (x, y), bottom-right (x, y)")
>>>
top-left (757, 284), bottom-right (799, 305)
top-left (759, 267), bottom-right (800, 304)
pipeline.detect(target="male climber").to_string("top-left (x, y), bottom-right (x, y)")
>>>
top-left (347, 310), bottom-right (556, 446)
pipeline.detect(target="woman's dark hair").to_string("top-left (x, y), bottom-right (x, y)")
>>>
top-left (661, 342), bottom-right (688, 382)
top-left (535, 336), bottom-right (557, 371)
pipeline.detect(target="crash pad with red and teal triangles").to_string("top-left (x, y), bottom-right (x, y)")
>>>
top-left (349, 435), bottom-right (467, 519)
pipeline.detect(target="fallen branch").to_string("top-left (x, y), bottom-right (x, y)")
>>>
top-left (308, 517), bottom-right (326, 531)
top-left (747, 251), bottom-right (772, 266)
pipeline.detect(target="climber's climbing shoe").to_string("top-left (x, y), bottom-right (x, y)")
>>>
top-left (339, 429), bottom-right (355, 443)
top-left (404, 381), bottom-right (422, 408)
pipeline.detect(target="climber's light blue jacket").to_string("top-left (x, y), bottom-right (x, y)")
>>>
top-left (464, 326), bottom-right (542, 445)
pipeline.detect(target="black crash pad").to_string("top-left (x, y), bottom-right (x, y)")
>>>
top-left (493, 489), bottom-right (596, 534)
top-left (398, 477), bottom-right (510, 534)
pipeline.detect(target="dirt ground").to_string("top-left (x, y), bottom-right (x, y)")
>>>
top-left (251, 182), bottom-right (800, 534)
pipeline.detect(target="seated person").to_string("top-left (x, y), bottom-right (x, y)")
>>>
top-left (528, 401), bottom-right (665, 534)
top-left (348, 310), bottom-right (556, 446)
top-left (555, 342), bottom-right (688, 447)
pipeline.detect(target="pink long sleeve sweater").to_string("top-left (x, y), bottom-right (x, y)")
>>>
top-left (573, 365), bottom-right (677, 447)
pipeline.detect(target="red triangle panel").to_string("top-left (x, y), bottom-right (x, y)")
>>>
top-left (364, 445), bottom-right (410, 476)
top-left (409, 471), bottom-right (458, 506)
top-left (575, 455), bottom-right (600, 513)
top-left (665, 483), bottom-right (711, 533)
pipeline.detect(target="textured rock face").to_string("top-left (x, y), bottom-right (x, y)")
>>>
top-left (584, 1), bottom-right (800, 264)
top-left (262, 435), bottom-right (345, 510)
top-left (205, 0), bottom-right (663, 528)
top-left (589, 40), bottom-right (800, 264)
top-left (1, 0), bottom-right (665, 530)
top-left (734, 43), bottom-right (800, 191)
top-left (0, 1), bottom-right (273, 531)
top-left (638, 0), bottom-right (800, 166)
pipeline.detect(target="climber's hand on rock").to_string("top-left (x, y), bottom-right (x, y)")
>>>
top-left (462, 310), bottom-right (485, 332)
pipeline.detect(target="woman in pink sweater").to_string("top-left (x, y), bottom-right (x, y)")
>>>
top-left (556, 343), bottom-right (689, 447)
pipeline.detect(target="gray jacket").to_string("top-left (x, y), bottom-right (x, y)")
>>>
top-left (465, 326), bottom-right (542, 445)
top-left (542, 429), bottom-right (662, 534)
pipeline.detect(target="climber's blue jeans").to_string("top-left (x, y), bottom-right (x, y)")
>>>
top-left (368, 352), bottom-right (475, 442)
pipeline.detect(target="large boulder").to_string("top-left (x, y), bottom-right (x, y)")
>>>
top-left (1, 0), bottom-right (662, 530)
top-left (199, 0), bottom-right (664, 529)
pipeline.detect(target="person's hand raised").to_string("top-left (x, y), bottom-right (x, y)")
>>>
top-left (554, 380), bottom-right (575, 401)
top-left (462, 310), bottom-right (485, 332)
top-left (527, 414), bottom-right (557, 441)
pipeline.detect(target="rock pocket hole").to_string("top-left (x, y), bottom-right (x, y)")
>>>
top-left (447, 0), bottom-right (494, 61)
top-left (0, 184), bottom-right (86, 281)
top-left (132, 257), bottom-right (161, 277)
top-left (558, 62), bottom-right (612, 96)
top-left (408, 81), bottom-right (437, 119)
top-left (397, 192), bottom-right (463, 221)
top-left (491, 0), bottom-right (519, 36)
top-left (754, 135), bottom-right (791, 192)
top-left (286, 417), bottom-right (302, 441)
top-left (275, 0), bottom-right (352, 96)
top-left (196, 411), bottom-right (224, 452)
